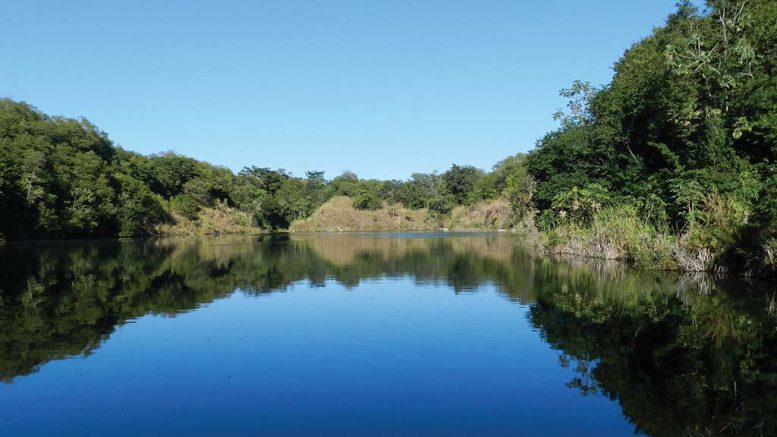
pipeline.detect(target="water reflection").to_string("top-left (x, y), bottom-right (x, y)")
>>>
top-left (0, 233), bottom-right (774, 436)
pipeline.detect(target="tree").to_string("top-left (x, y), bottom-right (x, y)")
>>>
top-left (502, 163), bottom-right (535, 217)
top-left (352, 188), bottom-right (381, 210)
top-left (442, 164), bottom-right (484, 205)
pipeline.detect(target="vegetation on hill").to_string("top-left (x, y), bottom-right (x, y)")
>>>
top-left (289, 196), bottom-right (520, 232)
top-left (289, 196), bottom-right (438, 232)
top-left (527, 0), bottom-right (776, 277)
top-left (0, 0), bottom-right (774, 277)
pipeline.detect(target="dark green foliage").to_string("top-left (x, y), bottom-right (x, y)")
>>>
top-left (525, 0), bottom-right (777, 275)
top-left (471, 154), bottom-right (529, 201)
top-left (113, 173), bottom-right (166, 237)
top-left (529, 0), bottom-right (776, 218)
top-left (256, 196), bottom-right (289, 230)
top-left (0, 101), bottom-right (340, 235)
top-left (500, 155), bottom-right (535, 216)
top-left (171, 193), bottom-right (201, 220)
top-left (526, 126), bottom-right (605, 211)
top-left (0, 100), bottom-right (242, 237)
top-left (232, 167), bottom-right (321, 230)
top-left (305, 170), bottom-right (328, 210)
top-left (550, 184), bottom-right (610, 225)
top-left (0, 99), bottom-right (120, 238)
top-left (233, 167), bottom-right (291, 230)
top-left (148, 152), bottom-right (199, 198)
top-left (387, 172), bottom-right (445, 209)
top-left (441, 164), bottom-right (483, 205)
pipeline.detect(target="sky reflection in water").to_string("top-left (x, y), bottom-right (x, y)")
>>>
top-left (0, 234), bottom-right (773, 436)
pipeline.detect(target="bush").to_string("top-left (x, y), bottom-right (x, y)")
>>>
top-left (551, 184), bottom-right (610, 225)
top-left (171, 194), bottom-right (201, 220)
top-left (535, 209), bottom-right (560, 232)
top-left (352, 188), bottom-right (381, 210)
top-left (427, 194), bottom-right (455, 216)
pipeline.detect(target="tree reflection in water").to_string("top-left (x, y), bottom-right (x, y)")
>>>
top-left (0, 234), bottom-right (774, 436)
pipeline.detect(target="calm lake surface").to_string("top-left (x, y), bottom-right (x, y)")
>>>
top-left (0, 233), bottom-right (774, 436)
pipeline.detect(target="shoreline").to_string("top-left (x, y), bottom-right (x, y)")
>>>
top-left (2, 228), bottom-right (773, 281)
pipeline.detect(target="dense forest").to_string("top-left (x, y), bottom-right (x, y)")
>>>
top-left (0, 0), bottom-right (774, 277)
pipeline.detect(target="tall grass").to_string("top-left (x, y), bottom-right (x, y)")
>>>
top-left (542, 205), bottom-right (678, 270)
top-left (541, 194), bottom-right (776, 276)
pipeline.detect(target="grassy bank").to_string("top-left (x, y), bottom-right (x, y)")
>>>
top-left (539, 202), bottom-right (776, 278)
top-left (287, 194), bottom-right (777, 279)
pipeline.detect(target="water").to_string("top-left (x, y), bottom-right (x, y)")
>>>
top-left (0, 233), bottom-right (774, 436)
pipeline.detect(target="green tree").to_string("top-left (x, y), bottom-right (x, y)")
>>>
top-left (441, 164), bottom-right (484, 205)
top-left (352, 187), bottom-right (381, 210)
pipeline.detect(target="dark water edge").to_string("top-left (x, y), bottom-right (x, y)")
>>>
top-left (0, 233), bottom-right (775, 436)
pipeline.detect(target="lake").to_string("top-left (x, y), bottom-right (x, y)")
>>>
top-left (0, 233), bottom-right (774, 436)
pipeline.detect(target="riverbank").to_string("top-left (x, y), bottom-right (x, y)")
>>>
top-left (538, 205), bottom-right (776, 279)
top-left (290, 197), bottom-right (775, 279)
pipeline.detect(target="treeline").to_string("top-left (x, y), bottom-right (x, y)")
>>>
top-left (0, 97), bottom-right (530, 238)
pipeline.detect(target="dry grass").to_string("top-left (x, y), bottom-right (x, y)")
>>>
top-left (290, 196), bottom-right (440, 232)
top-left (672, 234), bottom-right (717, 272)
top-left (448, 198), bottom-right (514, 230)
top-left (290, 196), bottom-right (523, 232)
top-left (155, 202), bottom-right (261, 236)
top-left (763, 238), bottom-right (777, 268)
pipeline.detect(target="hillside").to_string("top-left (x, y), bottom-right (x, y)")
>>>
top-left (290, 196), bottom-right (520, 232)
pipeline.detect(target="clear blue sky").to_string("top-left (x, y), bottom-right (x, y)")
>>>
top-left (2, 0), bottom-right (680, 180)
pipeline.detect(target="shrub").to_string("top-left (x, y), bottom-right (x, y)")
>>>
top-left (535, 209), bottom-right (560, 232)
top-left (427, 194), bottom-right (455, 216)
top-left (551, 184), bottom-right (610, 225)
top-left (171, 194), bottom-right (201, 220)
top-left (352, 188), bottom-right (381, 210)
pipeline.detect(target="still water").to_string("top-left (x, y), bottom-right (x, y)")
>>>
top-left (0, 233), bottom-right (774, 436)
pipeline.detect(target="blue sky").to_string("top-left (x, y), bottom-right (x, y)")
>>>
top-left (2, 0), bottom-right (680, 180)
